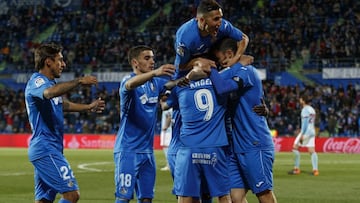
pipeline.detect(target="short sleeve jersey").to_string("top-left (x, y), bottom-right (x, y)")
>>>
top-left (300, 105), bottom-right (316, 137)
top-left (25, 73), bottom-right (64, 161)
top-left (173, 78), bottom-right (228, 148)
top-left (174, 18), bottom-right (244, 72)
top-left (220, 64), bottom-right (274, 153)
top-left (114, 73), bottom-right (168, 153)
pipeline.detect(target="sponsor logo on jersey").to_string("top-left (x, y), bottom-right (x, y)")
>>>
top-left (53, 96), bottom-right (63, 105)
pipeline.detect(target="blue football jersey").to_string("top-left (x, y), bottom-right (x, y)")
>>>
top-left (220, 64), bottom-right (274, 153)
top-left (174, 18), bottom-right (244, 71)
top-left (165, 91), bottom-right (181, 155)
top-left (114, 73), bottom-right (168, 153)
top-left (173, 78), bottom-right (228, 147)
top-left (25, 73), bottom-right (65, 161)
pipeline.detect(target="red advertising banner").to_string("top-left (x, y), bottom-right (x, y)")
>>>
top-left (272, 136), bottom-right (360, 153)
top-left (0, 134), bottom-right (161, 149)
top-left (1, 134), bottom-right (360, 153)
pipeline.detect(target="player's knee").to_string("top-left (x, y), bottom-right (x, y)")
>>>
top-left (138, 198), bottom-right (152, 203)
top-left (36, 198), bottom-right (53, 203)
top-left (256, 189), bottom-right (275, 201)
top-left (61, 190), bottom-right (80, 203)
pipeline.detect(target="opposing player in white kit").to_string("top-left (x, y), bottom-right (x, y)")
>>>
top-left (289, 93), bottom-right (319, 176)
top-left (160, 107), bottom-right (173, 171)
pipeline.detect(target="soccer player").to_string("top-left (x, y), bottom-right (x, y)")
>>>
top-left (192, 38), bottom-right (277, 203)
top-left (113, 45), bottom-right (175, 203)
top-left (160, 107), bottom-right (173, 171)
top-left (162, 72), bottom-right (231, 203)
top-left (25, 43), bottom-right (105, 203)
top-left (174, 0), bottom-right (249, 75)
top-left (160, 92), bottom-right (213, 203)
top-left (289, 93), bottom-right (319, 176)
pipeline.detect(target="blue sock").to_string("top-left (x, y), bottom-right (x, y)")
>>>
top-left (311, 152), bottom-right (318, 170)
top-left (59, 198), bottom-right (71, 203)
top-left (292, 149), bottom-right (300, 168)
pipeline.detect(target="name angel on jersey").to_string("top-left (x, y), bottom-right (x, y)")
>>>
top-left (189, 78), bottom-right (212, 89)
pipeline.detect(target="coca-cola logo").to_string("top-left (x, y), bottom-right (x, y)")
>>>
top-left (323, 138), bottom-right (360, 153)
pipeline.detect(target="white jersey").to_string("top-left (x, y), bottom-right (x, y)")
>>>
top-left (160, 108), bottom-right (173, 146)
top-left (300, 105), bottom-right (316, 138)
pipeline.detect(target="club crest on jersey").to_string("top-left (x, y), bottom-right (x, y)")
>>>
top-left (34, 77), bottom-right (45, 87)
top-left (140, 94), bottom-right (148, 104)
top-left (119, 186), bottom-right (128, 194)
top-left (67, 180), bottom-right (74, 187)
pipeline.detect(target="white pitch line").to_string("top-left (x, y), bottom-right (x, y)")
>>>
top-left (77, 161), bottom-right (113, 172)
top-left (0, 172), bottom-right (32, 176)
top-left (274, 159), bottom-right (360, 164)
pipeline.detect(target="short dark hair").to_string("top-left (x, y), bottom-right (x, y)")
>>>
top-left (197, 0), bottom-right (221, 15)
top-left (34, 43), bottom-right (63, 70)
top-left (127, 45), bottom-right (153, 64)
top-left (300, 91), bottom-right (312, 104)
top-left (214, 37), bottom-right (238, 53)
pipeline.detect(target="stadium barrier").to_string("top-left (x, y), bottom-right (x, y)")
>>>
top-left (1, 134), bottom-right (360, 153)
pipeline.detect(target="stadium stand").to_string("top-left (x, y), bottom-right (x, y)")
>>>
top-left (0, 0), bottom-right (359, 136)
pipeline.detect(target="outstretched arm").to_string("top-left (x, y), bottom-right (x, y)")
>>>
top-left (209, 68), bottom-right (241, 95)
top-left (63, 97), bottom-right (105, 112)
top-left (44, 76), bottom-right (98, 99)
top-left (125, 64), bottom-right (175, 90)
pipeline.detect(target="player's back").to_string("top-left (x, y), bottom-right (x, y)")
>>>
top-left (301, 105), bottom-right (316, 137)
top-left (175, 78), bottom-right (228, 148)
top-left (221, 64), bottom-right (274, 153)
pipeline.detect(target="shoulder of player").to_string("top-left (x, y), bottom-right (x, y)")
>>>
top-left (176, 19), bottom-right (198, 45)
top-left (29, 73), bottom-right (52, 87)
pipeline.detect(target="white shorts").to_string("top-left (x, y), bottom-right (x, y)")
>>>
top-left (294, 133), bottom-right (315, 147)
top-left (160, 131), bottom-right (172, 147)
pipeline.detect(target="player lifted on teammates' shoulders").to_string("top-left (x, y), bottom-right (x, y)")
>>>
top-left (174, 0), bottom-right (249, 76)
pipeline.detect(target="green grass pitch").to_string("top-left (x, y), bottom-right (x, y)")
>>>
top-left (0, 148), bottom-right (359, 202)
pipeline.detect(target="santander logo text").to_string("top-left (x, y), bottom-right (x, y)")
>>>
top-left (323, 138), bottom-right (360, 153)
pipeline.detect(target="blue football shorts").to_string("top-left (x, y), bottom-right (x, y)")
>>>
top-left (174, 146), bottom-right (230, 197)
top-left (167, 153), bottom-right (176, 181)
top-left (114, 152), bottom-right (156, 200)
top-left (229, 149), bottom-right (274, 194)
top-left (31, 152), bottom-right (79, 201)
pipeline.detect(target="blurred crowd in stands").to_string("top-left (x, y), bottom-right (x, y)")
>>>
top-left (0, 0), bottom-right (359, 136)
top-left (1, 81), bottom-right (359, 137)
top-left (1, 0), bottom-right (359, 73)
